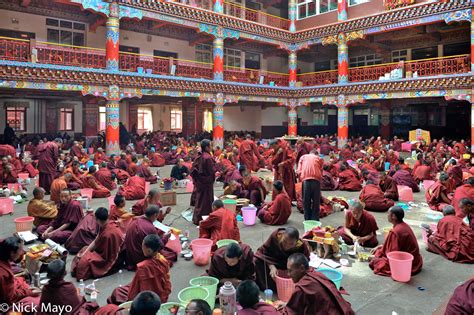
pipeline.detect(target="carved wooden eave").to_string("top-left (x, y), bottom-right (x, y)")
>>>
top-left (0, 62), bottom-right (472, 102)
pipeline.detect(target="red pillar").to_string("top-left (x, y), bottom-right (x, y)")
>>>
top-left (213, 103), bottom-right (224, 148)
top-left (288, 107), bottom-right (297, 136)
top-left (337, 96), bottom-right (348, 148)
top-left (106, 1), bottom-right (120, 71)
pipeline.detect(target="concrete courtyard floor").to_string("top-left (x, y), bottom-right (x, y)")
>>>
top-left (1, 164), bottom-right (472, 314)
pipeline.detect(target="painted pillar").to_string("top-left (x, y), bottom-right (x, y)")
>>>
top-left (213, 103), bottom-right (224, 149)
top-left (213, 36), bottom-right (224, 81)
top-left (289, 50), bottom-right (297, 87)
top-left (288, 106), bottom-right (297, 136)
top-left (337, 95), bottom-right (348, 148)
top-left (106, 85), bottom-right (120, 155)
top-left (105, 1), bottom-right (120, 71)
top-left (288, 0), bottom-right (297, 32)
top-left (338, 33), bottom-right (348, 84)
top-left (380, 105), bottom-right (391, 139)
top-left (213, 0), bottom-right (224, 13)
top-left (471, 8), bottom-right (474, 72)
top-left (337, 0), bottom-right (347, 22)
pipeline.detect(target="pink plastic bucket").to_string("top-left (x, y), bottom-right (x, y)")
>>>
top-left (191, 238), bottom-right (213, 266)
top-left (14, 216), bottom-right (34, 232)
top-left (423, 180), bottom-right (435, 191)
top-left (241, 207), bottom-right (257, 226)
top-left (387, 251), bottom-right (414, 282)
top-left (186, 181), bottom-right (194, 193)
top-left (0, 198), bottom-right (13, 215)
top-left (397, 185), bottom-right (414, 202)
top-left (401, 142), bottom-right (412, 152)
top-left (80, 188), bottom-right (94, 201)
top-left (275, 271), bottom-right (295, 302)
top-left (145, 182), bottom-right (151, 194)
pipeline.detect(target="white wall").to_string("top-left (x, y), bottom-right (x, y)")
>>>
top-left (0, 10), bottom-right (48, 40)
top-left (261, 106), bottom-right (287, 126)
top-left (223, 105), bottom-right (262, 132)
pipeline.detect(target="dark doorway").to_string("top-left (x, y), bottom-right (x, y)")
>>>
top-left (445, 101), bottom-right (470, 141)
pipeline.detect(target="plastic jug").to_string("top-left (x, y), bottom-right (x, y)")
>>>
top-left (219, 282), bottom-right (236, 315)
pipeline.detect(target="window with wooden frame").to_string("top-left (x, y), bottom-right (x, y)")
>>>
top-left (99, 106), bottom-right (106, 131)
top-left (5, 106), bottom-right (26, 132)
top-left (59, 107), bottom-right (74, 131)
top-left (170, 108), bottom-right (182, 130)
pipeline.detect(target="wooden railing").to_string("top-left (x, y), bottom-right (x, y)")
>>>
top-left (384, 0), bottom-right (416, 10)
top-left (0, 37), bottom-right (469, 87)
top-left (297, 70), bottom-right (338, 86)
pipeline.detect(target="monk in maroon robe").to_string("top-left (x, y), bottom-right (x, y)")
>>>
top-left (321, 164), bottom-right (338, 191)
top-left (445, 278), bottom-right (474, 315)
top-left (258, 180), bottom-right (291, 225)
top-left (392, 167), bottom-right (420, 192)
top-left (37, 189), bottom-right (84, 244)
top-left (0, 237), bottom-right (40, 310)
top-left (71, 208), bottom-right (124, 281)
top-left (254, 227), bottom-right (310, 292)
top-left (118, 174), bottom-right (146, 200)
top-left (239, 135), bottom-right (262, 172)
top-left (22, 158), bottom-right (39, 178)
top-left (452, 178), bottom-right (474, 217)
top-left (199, 200), bottom-right (241, 251)
top-left (64, 211), bottom-right (100, 255)
top-left (379, 172), bottom-right (399, 201)
top-left (427, 206), bottom-right (473, 263)
top-left (95, 163), bottom-right (117, 190)
top-left (271, 140), bottom-right (296, 200)
top-left (296, 139), bottom-right (313, 165)
top-left (338, 200), bottom-right (379, 247)
top-left (369, 206), bottom-right (423, 277)
top-left (207, 243), bottom-right (255, 288)
top-left (93, 148), bottom-right (108, 165)
top-left (37, 139), bottom-right (61, 193)
top-left (108, 234), bottom-right (171, 305)
top-left (426, 172), bottom-right (452, 212)
top-left (236, 280), bottom-right (278, 315)
top-left (360, 180), bottom-right (394, 212)
top-left (241, 169), bottom-right (267, 207)
top-left (38, 259), bottom-right (98, 315)
top-left (190, 139), bottom-right (216, 225)
top-left (149, 152), bottom-right (166, 167)
top-left (117, 154), bottom-right (128, 171)
top-left (131, 189), bottom-right (169, 221)
top-left (339, 145), bottom-right (353, 162)
top-left (136, 161), bottom-right (158, 184)
top-left (0, 164), bottom-right (17, 184)
top-left (69, 141), bottom-right (82, 157)
top-left (338, 164), bottom-right (362, 191)
top-left (82, 166), bottom-right (111, 198)
top-left (413, 161), bottom-right (433, 183)
top-left (124, 206), bottom-right (176, 269)
top-left (64, 161), bottom-right (84, 190)
top-left (279, 254), bottom-right (354, 315)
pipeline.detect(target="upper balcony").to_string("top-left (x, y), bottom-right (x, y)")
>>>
top-left (0, 36), bottom-right (470, 89)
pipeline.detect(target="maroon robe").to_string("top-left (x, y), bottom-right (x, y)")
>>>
top-left (37, 279), bottom-right (98, 315)
top-left (321, 170), bottom-right (338, 191)
top-left (426, 181), bottom-right (451, 212)
top-left (238, 302), bottom-right (279, 315)
top-left (23, 163), bottom-right (39, 178)
top-left (136, 164), bottom-right (158, 184)
top-left (392, 169), bottom-right (420, 192)
top-left (369, 222), bottom-right (423, 276)
top-left (0, 260), bottom-right (39, 308)
top-left (239, 139), bottom-right (262, 172)
top-left (131, 199), bottom-right (165, 222)
top-left (223, 166), bottom-right (243, 186)
top-left (445, 278), bottom-right (474, 315)
top-left (37, 141), bottom-right (59, 193)
top-left (95, 168), bottom-right (117, 191)
top-left (149, 153), bottom-right (166, 167)
top-left (36, 200), bottom-right (84, 244)
top-left (118, 176), bottom-right (146, 200)
top-left (448, 165), bottom-right (463, 188)
top-left (71, 221), bottom-right (124, 280)
top-left (296, 142), bottom-right (312, 165)
top-left (283, 270), bottom-right (354, 315)
top-left (242, 176), bottom-right (267, 207)
top-left (0, 144), bottom-right (16, 157)
top-left (380, 175), bottom-right (399, 201)
top-left (117, 159), bottom-right (128, 171)
top-left (258, 192), bottom-right (291, 225)
top-left (338, 210), bottom-right (379, 247)
top-left (207, 244), bottom-right (255, 281)
top-left (359, 184), bottom-right (394, 212)
top-left (427, 215), bottom-right (474, 263)
top-left (124, 217), bottom-right (176, 269)
top-left (254, 229), bottom-right (310, 292)
top-left (82, 175), bottom-right (111, 198)
top-left (199, 207), bottom-right (241, 251)
top-left (190, 151), bottom-right (216, 225)
top-left (70, 144), bottom-right (82, 157)
top-left (412, 165), bottom-right (432, 183)
top-left (272, 143), bottom-right (296, 201)
top-left (338, 169), bottom-right (362, 191)
top-left (452, 183), bottom-right (474, 217)
top-left (108, 253), bottom-right (172, 305)
top-left (65, 212), bottom-right (100, 254)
